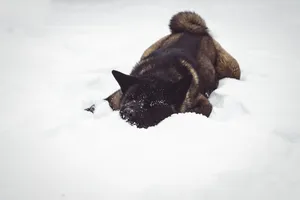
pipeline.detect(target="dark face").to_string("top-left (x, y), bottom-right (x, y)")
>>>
top-left (119, 83), bottom-right (174, 128)
top-left (111, 70), bottom-right (192, 128)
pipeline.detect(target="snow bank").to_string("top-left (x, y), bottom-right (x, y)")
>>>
top-left (0, 0), bottom-right (299, 200)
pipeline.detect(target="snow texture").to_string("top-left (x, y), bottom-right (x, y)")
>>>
top-left (0, 0), bottom-right (300, 200)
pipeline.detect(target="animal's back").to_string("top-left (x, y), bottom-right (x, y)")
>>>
top-left (133, 11), bottom-right (218, 95)
top-left (131, 47), bottom-right (195, 83)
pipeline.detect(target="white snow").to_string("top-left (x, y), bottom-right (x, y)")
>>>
top-left (1, 0), bottom-right (300, 200)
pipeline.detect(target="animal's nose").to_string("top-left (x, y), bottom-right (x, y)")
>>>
top-left (122, 107), bottom-right (136, 119)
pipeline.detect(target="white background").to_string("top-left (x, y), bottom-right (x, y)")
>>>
top-left (0, 0), bottom-right (300, 199)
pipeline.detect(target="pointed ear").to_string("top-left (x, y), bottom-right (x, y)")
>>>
top-left (112, 70), bottom-right (140, 93)
top-left (167, 75), bottom-right (193, 105)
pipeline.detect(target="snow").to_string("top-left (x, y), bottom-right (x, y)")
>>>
top-left (1, 0), bottom-right (300, 199)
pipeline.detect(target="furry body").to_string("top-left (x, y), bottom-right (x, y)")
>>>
top-left (104, 11), bottom-right (240, 128)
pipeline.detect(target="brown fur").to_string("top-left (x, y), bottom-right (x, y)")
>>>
top-left (105, 11), bottom-right (240, 116)
top-left (169, 11), bottom-right (208, 34)
top-left (213, 39), bottom-right (241, 79)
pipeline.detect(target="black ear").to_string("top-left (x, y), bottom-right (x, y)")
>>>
top-left (167, 75), bottom-right (192, 105)
top-left (112, 70), bottom-right (140, 93)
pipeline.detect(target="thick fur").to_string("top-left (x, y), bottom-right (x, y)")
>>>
top-left (102, 11), bottom-right (241, 128)
top-left (169, 11), bottom-right (208, 34)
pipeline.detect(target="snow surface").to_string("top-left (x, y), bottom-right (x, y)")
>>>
top-left (1, 0), bottom-right (300, 199)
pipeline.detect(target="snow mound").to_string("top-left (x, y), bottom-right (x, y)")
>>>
top-left (1, 0), bottom-right (300, 200)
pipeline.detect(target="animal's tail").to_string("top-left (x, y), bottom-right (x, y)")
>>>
top-left (169, 11), bottom-right (208, 34)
